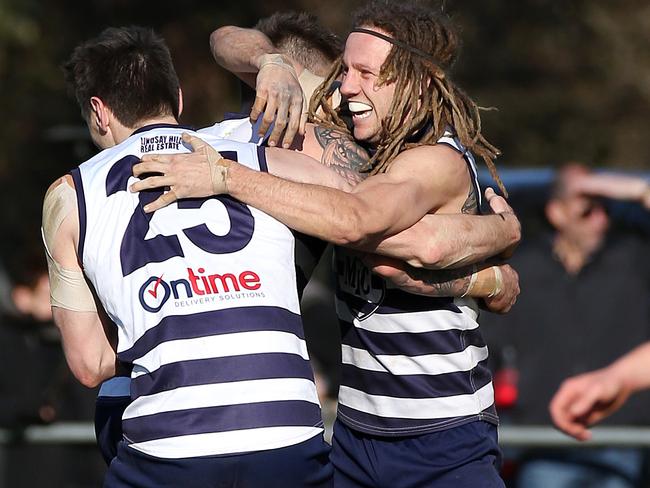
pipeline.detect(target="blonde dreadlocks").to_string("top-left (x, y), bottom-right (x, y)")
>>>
top-left (310, 0), bottom-right (507, 196)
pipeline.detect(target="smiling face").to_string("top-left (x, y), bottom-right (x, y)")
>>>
top-left (339, 28), bottom-right (396, 145)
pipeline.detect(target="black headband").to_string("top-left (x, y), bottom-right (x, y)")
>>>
top-left (350, 28), bottom-right (440, 66)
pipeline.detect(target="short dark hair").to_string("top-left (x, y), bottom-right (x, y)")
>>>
top-left (255, 12), bottom-right (342, 76)
top-left (62, 26), bottom-right (180, 128)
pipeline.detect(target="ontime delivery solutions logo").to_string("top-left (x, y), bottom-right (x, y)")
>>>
top-left (138, 267), bottom-right (264, 313)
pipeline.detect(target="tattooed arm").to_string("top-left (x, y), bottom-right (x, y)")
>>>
top-left (133, 126), bottom-right (519, 266)
top-left (365, 255), bottom-right (520, 313)
top-left (295, 125), bottom-right (518, 267)
top-left (259, 124), bottom-right (367, 188)
top-left (298, 125), bottom-right (369, 185)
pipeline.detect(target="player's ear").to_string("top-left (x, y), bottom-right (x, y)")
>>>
top-left (89, 97), bottom-right (109, 133)
top-left (177, 87), bottom-right (184, 118)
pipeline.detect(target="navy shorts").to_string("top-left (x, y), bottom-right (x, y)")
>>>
top-left (331, 420), bottom-right (504, 488)
top-left (95, 395), bottom-right (130, 465)
top-left (104, 434), bottom-right (333, 488)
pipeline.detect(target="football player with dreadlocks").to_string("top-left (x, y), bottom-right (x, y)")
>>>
top-left (132, 2), bottom-right (514, 486)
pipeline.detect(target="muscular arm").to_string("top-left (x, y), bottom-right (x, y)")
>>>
top-left (42, 176), bottom-right (117, 388)
top-left (210, 26), bottom-right (281, 83)
top-left (285, 125), bottom-right (520, 267)
top-left (365, 255), bottom-right (519, 313)
top-left (52, 306), bottom-right (117, 388)
top-left (373, 211), bottom-right (520, 269)
top-left (134, 130), bottom-right (520, 267)
top-left (222, 143), bottom-right (470, 247)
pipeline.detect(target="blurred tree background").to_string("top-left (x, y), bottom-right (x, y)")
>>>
top-left (0, 0), bottom-right (649, 262)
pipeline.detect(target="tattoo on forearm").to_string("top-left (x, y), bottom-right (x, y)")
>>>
top-left (408, 266), bottom-right (474, 297)
top-left (461, 185), bottom-right (479, 214)
top-left (314, 127), bottom-right (370, 185)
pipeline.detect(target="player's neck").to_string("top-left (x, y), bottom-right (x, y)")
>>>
top-left (115, 115), bottom-right (180, 145)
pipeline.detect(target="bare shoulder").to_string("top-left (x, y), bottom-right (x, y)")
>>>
top-left (388, 144), bottom-right (466, 177)
top-left (45, 174), bottom-right (76, 197)
top-left (385, 144), bottom-right (473, 213)
top-left (43, 174), bottom-right (78, 240)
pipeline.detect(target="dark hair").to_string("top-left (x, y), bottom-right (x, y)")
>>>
top-left (312, 0), bottom-right (505, 195)
top-left (62, 26), bottom-right (180, 128)
top-left (255, 12), bottom-right (342, 76)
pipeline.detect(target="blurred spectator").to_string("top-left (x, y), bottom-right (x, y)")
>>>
top-left (0, 248), bottom-right (61, 428)
top-left (0, 247), bottom-right (102, 487)
top-left (483, 163), bottom-right (650, 487)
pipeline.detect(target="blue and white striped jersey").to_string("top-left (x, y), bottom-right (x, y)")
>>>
top-left (74, 124), bottom-right (322, 459)
top-left (334, 134), bottom-right (498, 436)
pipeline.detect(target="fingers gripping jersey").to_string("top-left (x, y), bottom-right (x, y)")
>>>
top-left (73, 124), bottom-right (322, 458)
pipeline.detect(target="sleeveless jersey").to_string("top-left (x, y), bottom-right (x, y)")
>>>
top-left (73, 123), bottom-right (322, 459)
top-left (198, 112), bottom-right (267, 144)
top-left (334, 134), bottom-right (498, 436)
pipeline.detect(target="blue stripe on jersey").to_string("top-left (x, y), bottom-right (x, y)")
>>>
top-left (437, 140), bottom-right (466, 157)
top-left (341, 324), bottom-right (486, 357)
top-left (332, 132), bottom-right (493, 437)
top-left (119, 306), bottom-right (304, 363)
top-left (123, 400), bottom-right (323, 444)
top-left (131, 123), bottom-right (194, 136)
top-left (340, 359), bottom-right (493, 399)
top-left (337, 403), bottom-right (498, 437)
top-left (335, 287), bottom-right (461, 315)
top-left (131, 353), bottom-right (314, 398)
top-left (105, 155), bottom-right (139, 197)
top-left (437, 136), bottom-right (483, 209)
top-left (79, 127), bottom-right (318, 458)
top-left (378, 289), bottom-right (461, 314)
top-left (222, 112), bottom-right (248, 121)
top-left (257, 146), bottom-right (269, 172)
top-left (70, 167), bottom-right (87, 259)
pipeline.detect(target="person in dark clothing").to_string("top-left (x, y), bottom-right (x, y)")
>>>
top-left (0, 250), bottom-right (103, 487)
top-left (483, 163), bottom-right (650, 487)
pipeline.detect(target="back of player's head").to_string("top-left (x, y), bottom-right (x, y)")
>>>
top-left (62, 26), bottom-right (180, 128)
top-left (255, 12), bottom-right (342, 77)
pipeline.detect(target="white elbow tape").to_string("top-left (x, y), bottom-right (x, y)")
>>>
top-left (258, 53), bottom-right (298, 79)
top-left (298, 69), bottom-right (322, 103)
top-left (299, 68), bottom-right (341, 111)
top-left (487, 266), bottom-right (503, 298)
top-left (460, 265), bottom-right (478, 298)
top-left (42, 179), bottom-right (97, 312)
top-left (208, 152), bottom-right (228, 195)
top-left (44, 243), bottom-right (97, 312)
top-left (42, 178), bottom-right (76, 247)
